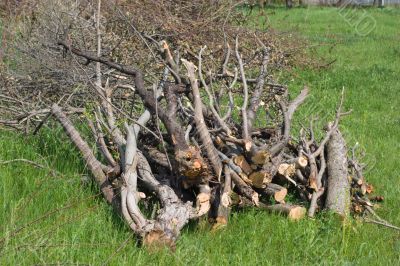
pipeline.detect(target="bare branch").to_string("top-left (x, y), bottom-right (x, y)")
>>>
top-left (235, 36), bottom-right (251, 150)
top-left (198, 46), bottom-right (232, 136)
top-left (182, 58), bottom-right (222, 179)
top-left (51, 104), bottom-right (116, 205)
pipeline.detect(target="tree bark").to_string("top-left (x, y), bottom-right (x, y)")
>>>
top-left (259, 203), bottom-right (306, 221)
top-left (51, 104), bottom-right (116, 205)
top-left (261, 183), bottom-right (287, 203)
top-left (325, 128), bottom-right (350, 217)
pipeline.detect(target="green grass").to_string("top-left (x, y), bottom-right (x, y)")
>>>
top-left (1, 7), bottom-right (400, 265)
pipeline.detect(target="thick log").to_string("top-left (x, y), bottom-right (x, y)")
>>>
top-left (250, 149), bottom-right (270, 165)
top-left (277, 163), bottom-right (296, 177)
top-left (259, 203), bottom-right (306, 221)
top-left (212, 165), bottom-right (233, 228)
top-left (248, 170), bottom-right (272, 188)
top-left (196, 184), bottom-right (211, 217)
top-left (325, 128), bottom-right (350, 216)
top-left (136, 152), bottom-right (195, 247)
top-left (143, 146), bottom-right (170, 169)
top-left (277, 163), bottom-right (297, 185)
top-left (233, 155), bottom-right (253, 175)
top-left (230, 171), bottom-right (259, 206)
top-left (286, 156), bottom-right (308, 169)
top-left (261, 183), bottom-right (287, 203)
top-left (239, 198), bottom-right (306, 221)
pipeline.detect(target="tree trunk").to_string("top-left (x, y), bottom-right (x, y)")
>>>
top-left (325, 128), bottom-right (350, 217)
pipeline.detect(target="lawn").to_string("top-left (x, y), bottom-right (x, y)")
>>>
top-left (1, 7), bottom-right (399, 265)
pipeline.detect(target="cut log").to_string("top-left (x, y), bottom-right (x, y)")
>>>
top-left (277, 163), bottom-right (297, 185)
top-left (137, 153), bottom-right (195, 246)
top-left (262, 183), bottom-right (287, 203)
top-left (285, 156), bottom-right (308, 169)
top-left (196, 192), bottom-right (211, 217)
top-left (277, 163), bottom-right (296, 177)
top-left (296, 156), bottom-right (308, 169)
top-left (251, 150), bottom-right (270, 165)
top-left (249, 170), bottom-right (272, 188)
top-left (230, 171), bottom-right (259, 206)
top-left (259, 203), bottom-right (306, 221)
top-left (178, 147), bottom-right (209, 188)
top-left (196, 184), bottom-right (211, 217)
top-left (6, 14), bottom-right (382, 248)
top-left (238, 198), bottom-right (306, 221)
top-left (233, 155), bottom-right (253, 175)
top-left (213, 165), bottom-right (233, 228)
top-left (325, 128), bottom-right (350, 217)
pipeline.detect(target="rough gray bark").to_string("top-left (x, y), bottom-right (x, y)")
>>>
top-left (182, 59), bottom-right (222, 178)
top-left (325, 128), bottom-right (350, 216)
top-left (136, 152), bottom-right (195, 247)
top-left (51, 104), bottom-right (116, 206)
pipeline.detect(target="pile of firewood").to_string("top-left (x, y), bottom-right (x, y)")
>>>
top-left (0, 0), bottom-right (387, 249)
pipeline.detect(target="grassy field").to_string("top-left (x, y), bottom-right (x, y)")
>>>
top-left (1, 7), bottom-right (400, 265)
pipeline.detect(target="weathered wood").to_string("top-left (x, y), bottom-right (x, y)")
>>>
top-left (58, 41), bottom-right (209, 186)
top-left (246, 45), bottom-right (269, 135)
top-left (198, 47), bottom-right (232, 136)
top-left (325, 128), bottom-right (350, 216)
top-left (249, 170), bottom-right (272, 188)
top-left (235, 36), bottom-right (251, 149)
top-left (239, 198), bottom-right (306, 221)
top-left (233, 155), bottom-right (253, 175)
top-left (277, 163), bottom-right (297, 185)
top-left (1, 2), bottom-right (384, 251)
top-left (51, 104), bottom-right (116, 205)
top-left (231, 170), bottom-right (259, 206)
top-left (269, 87), bottom-right (309, 156)
top-left (196, 184), bottom-right (211, 217)
top-left (251, 149), bottom-right (270, 165)
top-left (278, 163), bottom-right (296, 177)
top-left (213, 165), bottom-right (233, 228)
top-left (261, 183), bottom-right (287, 203)
top-left (183, 59), bottom-right (222, 178)
top-left (287, 156), bottom-right (308, 169)
top-left (308, 146), bottom-right (327, 217)
top-left (136, 152), bottom-right (195, 246)
top-left (259, 203), bottom-right (306, 221)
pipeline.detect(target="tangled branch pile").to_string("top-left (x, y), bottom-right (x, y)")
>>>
top-left (0, 0), bottom-right (384, 249)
